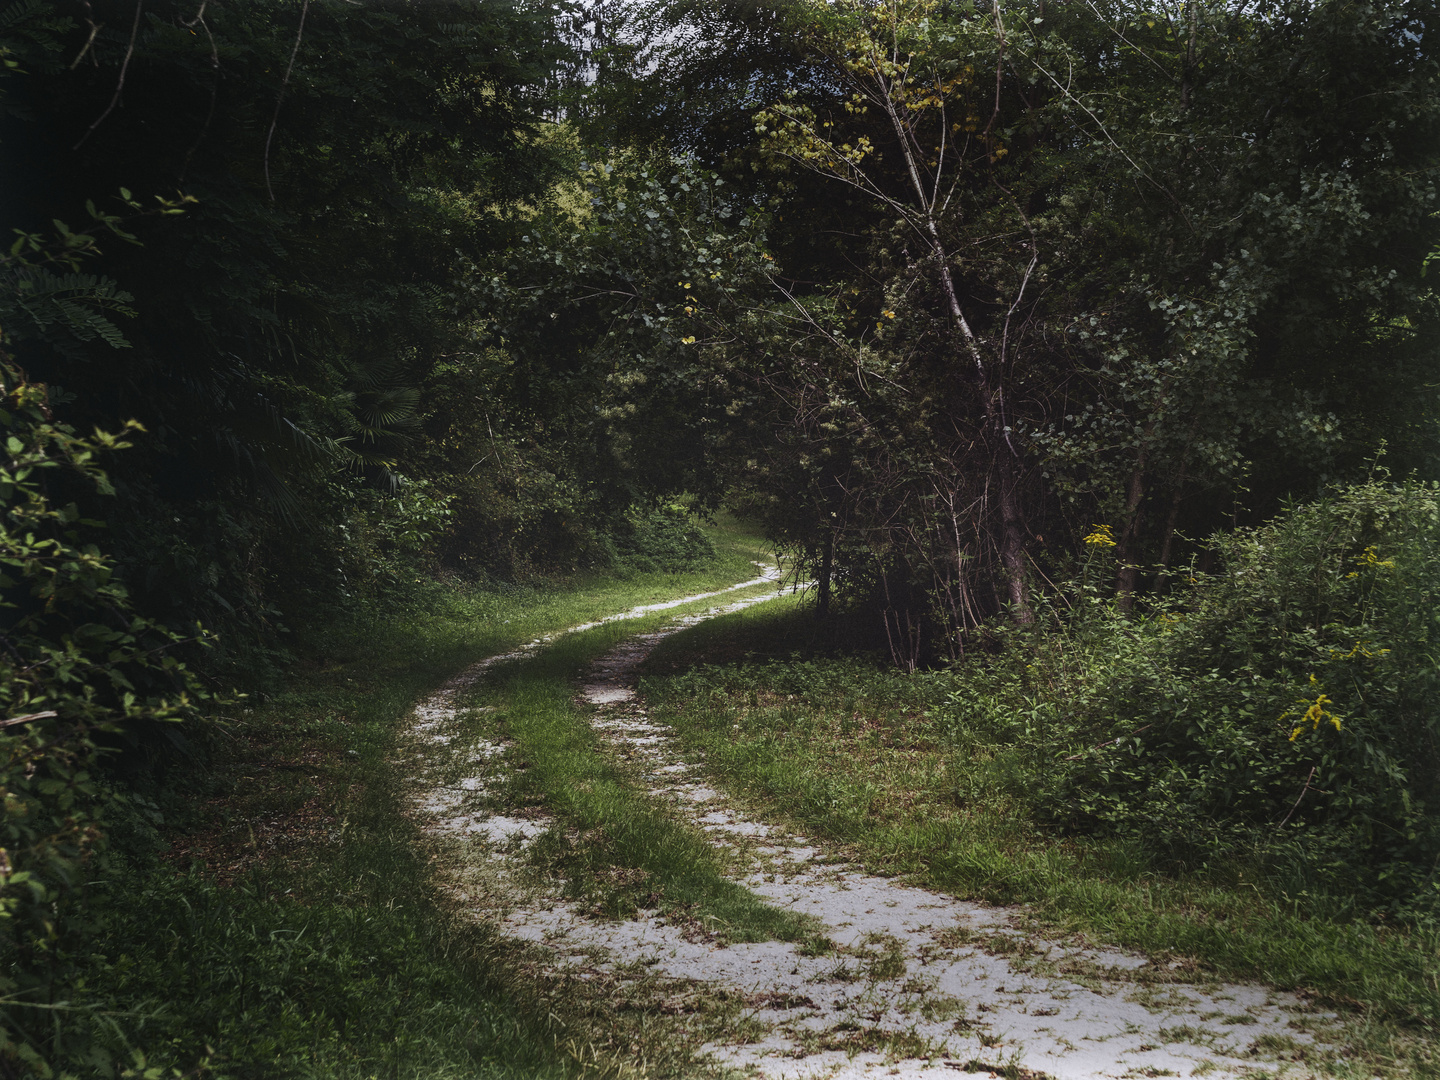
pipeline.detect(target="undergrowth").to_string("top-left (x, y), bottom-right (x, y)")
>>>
top-left (1004, 479), bottom-right (1440, 918)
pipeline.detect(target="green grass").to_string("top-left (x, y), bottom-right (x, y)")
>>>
top-left (78, 510), bottom-right (1440, 1077)
top-left (74, 514), bottom-right (780, 1079)
top-left (640, 597), bottom-right (1440, 1075)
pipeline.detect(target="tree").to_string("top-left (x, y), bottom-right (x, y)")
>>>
top-left (3, 0), bottom-right (576, 649)
top-left (755, 0), bottom-right (1044, 623)
top-left (621, 0), bottom-right (1439, 653)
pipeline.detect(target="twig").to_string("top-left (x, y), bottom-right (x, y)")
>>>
top-left (69, 4), bottom-right (101, 70)
top-left (72, 0), bottom-right (144, 150)
top-left (178, 0), bottom-right (220, 184)
top-left (980, 0), bottom-right (1006, 145)
top-left (263, 0), bottom-right (310, 204)
top-left (0, 711), bottom-right (57, 729)
top-left (1277, 765), bottom-right (1317, 829)
top-left (1024, 550), bottom-right (1072, 610)
top-left (1020, 50), bottom-right (1176, 208)
top-left (1064, 723), bottom-right (1153, 760)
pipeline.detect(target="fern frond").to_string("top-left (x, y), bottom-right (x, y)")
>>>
top-left (51, 299), bottom-right (131, 349)
top-left (0, 0), bottom-right (56, 36)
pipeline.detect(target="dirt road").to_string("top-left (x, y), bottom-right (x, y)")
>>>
top-left (407, 581), bottom-right (1340, 1079)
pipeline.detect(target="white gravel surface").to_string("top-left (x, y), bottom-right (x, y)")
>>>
top-left (406, 574), bottom-right (1342, 1079)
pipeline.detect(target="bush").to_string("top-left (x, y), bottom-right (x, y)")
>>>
top-left (939, 478), bottom-right (1440, 917)
top-left (603, 503), bottom-right (717, 575)
top-left (0, 361), bottom-right (206, 1075)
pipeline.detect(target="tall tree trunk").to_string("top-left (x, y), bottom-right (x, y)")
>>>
top-left (1116, 464), bottom-right (1146, 612)
top-left (881, 91), bottom-right (1033, 623)
top-left (1151, 476), bottom-right (1185, 594)
top-left (816, 531), bottom-right (834, 620)
top-left (997, 452), bottom-right (1031, 618)
top-left (1115, 375), bottom-right (1179, 609)
top-left (1180, 0), bottom-right (1199, 110)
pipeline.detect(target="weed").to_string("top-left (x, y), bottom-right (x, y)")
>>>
top-left (817, 961), bottom-right (860, 984)
top-left (805, 1024), bottom-right (937, 1059)
top-left (855, 932), bottom-right (910, 981)
top-left (1158, 1025), bottom-right (1222, 1048)
top-left (917, 996), bottom-right (968, 1024)
top-left (1248, 1033), bottom-right (1305, 1057)
top-left (798, 935), bottom-right (837, 957)
top-left (934, 925), bottom-right (978, 949)
top-left (1126, 988), bottom-right (1202, 1013)
top-left (948, 1052), bottom-right (1053, 1079)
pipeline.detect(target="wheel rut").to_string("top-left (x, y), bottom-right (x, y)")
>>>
top-left (406, 578), bottom-right (1343, 1079)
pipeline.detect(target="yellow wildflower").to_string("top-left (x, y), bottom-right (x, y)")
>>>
top-left (1332, 640), bottom-right (1391, 661)
top-left (1347, 545), bottom-right (1395, 577)
top-left (1083, 524), bottom-right (1117, 548)
top-left (1283, 676), bottom-right (1343, 741)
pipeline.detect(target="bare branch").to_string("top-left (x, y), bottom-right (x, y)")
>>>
top-left (1277, 766), bottom-right (1319, 829)
top-left (72, 1), bottom-right (144, 151)
top-left (178, 1), bottom-right (220, 185)
top-left (264, 0), bottom-right (311, 205)
top-left (0, 711), bottom-right (58, 729)
top-left (68, 3), bottom-right (101, 70)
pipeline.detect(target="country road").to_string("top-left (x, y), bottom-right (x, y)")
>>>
top-left (406, 575), bottom-right (1344, 1079)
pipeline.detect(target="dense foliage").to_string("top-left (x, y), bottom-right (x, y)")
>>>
top-left (1, 0), bottom-right (1438, 1071)
top-left (572, 0), bottom-right (1439, 651)
top-left (499, 0), bottom-right (1440, 916)
top-left (940, 477), bottom-right (1440, 916)
top-left (0, 356), bottom-right (205, 1072)
top-left (3, 0), bottom-right (590, 663)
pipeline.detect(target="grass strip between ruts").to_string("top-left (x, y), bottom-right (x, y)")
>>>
top-left (472, 600), bottom-right (821, 945)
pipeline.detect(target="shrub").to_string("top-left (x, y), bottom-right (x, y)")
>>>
top-left (604, 503), bottom-right (717, 575)
top-left (0, 360), bottom-right (206, 1074)
top-left (939, 478), bottom-right (1440, 916)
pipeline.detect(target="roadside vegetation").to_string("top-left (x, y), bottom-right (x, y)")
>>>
top-left (4, 515), bottom-right (767, 1078)
top-left (3, 0), bottom-right (1438, 1075)
top-left (642, 481), bottom-right (1440, 1073)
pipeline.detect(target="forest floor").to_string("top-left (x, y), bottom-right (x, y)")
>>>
top-left (404, 574), bottom-right (1366, 1079)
